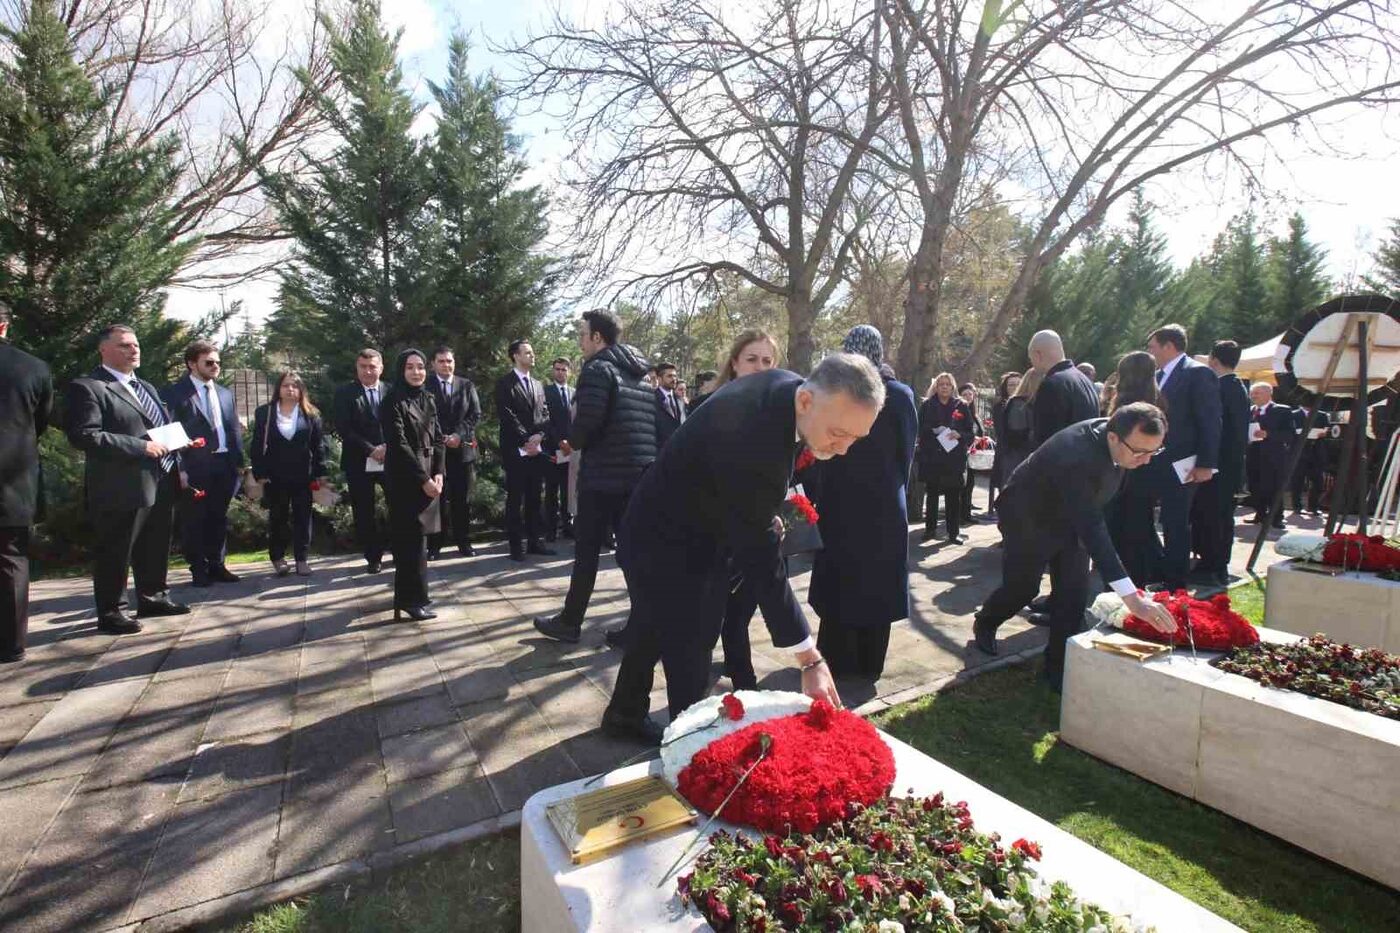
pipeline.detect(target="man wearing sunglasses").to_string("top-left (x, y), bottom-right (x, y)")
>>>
top-left (972, 403), bottom-right (1177, 690)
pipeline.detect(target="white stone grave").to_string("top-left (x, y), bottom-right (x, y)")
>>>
top-left (1061, 626), bottom-right (1400, 891)
top-left (1265, 559), bottom-right (1400, 652)
top-left (520, 731), bottom-right (1240, 932)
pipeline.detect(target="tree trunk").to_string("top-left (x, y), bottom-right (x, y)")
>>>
top-left (786, 286), bottom-right (815, 374)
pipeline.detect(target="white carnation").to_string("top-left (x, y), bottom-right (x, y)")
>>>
top-left (1088, 592), bottom-right (1131, 629)
top-left (659, 690), bottom-right (812, 786)
top-left (877, 922), bottom-right (906, 933)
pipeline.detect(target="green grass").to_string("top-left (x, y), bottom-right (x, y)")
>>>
top-left (33, 548), bottom-right (274, 581)
top-left (1228, 577), bottom-right (1267, 625)
top-left (873, 665), bottom-right (1400, 932)
top-left (226, 832), bottom-right (519, 933)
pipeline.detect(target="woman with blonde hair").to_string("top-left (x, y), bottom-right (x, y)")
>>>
top-left (250, 372), bottom-right (328, 577)
top-left (996, 368), bottom-right (1042, 492)
top-left (716, 329), bottom-right (780, 387)
top-left (916, 372), bottom-right (975, 543)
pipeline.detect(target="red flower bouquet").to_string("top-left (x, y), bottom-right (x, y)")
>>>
top-left (1120, 589), bottom-right (1259, 650)
top-left (779, 492), bottom-right (822, 557)
top-left (676, 700), bottom-right (895, 834)
top-left (1320, 534), bottom-right (1400, 572)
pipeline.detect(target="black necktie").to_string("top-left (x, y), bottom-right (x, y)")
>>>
top-left (1155, 370), bottom-right (1165, 387)
top-left (366, 386), bottom-right (378, 415)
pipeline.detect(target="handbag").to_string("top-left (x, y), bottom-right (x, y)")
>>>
top-left (241, 467), bottom-right (264, 502)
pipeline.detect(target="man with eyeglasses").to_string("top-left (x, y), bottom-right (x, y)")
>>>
top-left (162, 340), bottom-right (245, 586)
top-left (972, 403), bottom-right (1177, 691)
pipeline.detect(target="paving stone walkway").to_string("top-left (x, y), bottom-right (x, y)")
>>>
top-left (0, 497), bottom-right (1298, 932)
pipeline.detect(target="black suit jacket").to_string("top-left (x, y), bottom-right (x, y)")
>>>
top-left (997, 419), bottom-right (1128, 582)
top-left (1032, 359), bottom-right (1100, 448)
top-left (429, 375), bottom-right (481, 464)
top-left (0, 342), bottom-right (53, 526)
top-left (333, 380), bottom-right (388, 475)
top-left (249, 404), bottom-right (328, 484)
top-left (1251, 403), bottom-right (1296, 462)
top-left (493, 370), bottom-right (549, 465)
top-left (1149, 355), bottom-right (1222, 479)
top-left (619, 369), bottom-right (808, 647)
top-left (543, 381), bottom-right (573, 454)
top-left (160, 374), bottom-right (245, 484)
top-left (1216, 373), bottom-right (1250, 495)
top-left (66, 367), bottom-right (176, 512)
top-left (654, 388), bottom-right (685, 447)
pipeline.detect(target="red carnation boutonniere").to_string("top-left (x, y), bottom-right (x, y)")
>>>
top-left (794, 447), bottom-right (816, 473)
top-left (309, 480), bottom-right (322, 492)
top-left (951, 409), bottom-right (965, 422)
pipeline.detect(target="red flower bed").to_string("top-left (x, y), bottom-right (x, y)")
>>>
top-left (676, 700), bottom-right (895, 834)
top-left (1120, 589), bottom-right (1259, 650)
top-left (1320, 534), bottom-right (1400, 572)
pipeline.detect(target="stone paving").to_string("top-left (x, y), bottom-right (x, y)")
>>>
top-left (0, 495), bottom-right (1299, 932)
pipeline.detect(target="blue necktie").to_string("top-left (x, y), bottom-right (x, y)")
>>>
top-left (131, 379), bottom-right (175, 473)
top-left (1155, 370), bottom-right (1165, 387)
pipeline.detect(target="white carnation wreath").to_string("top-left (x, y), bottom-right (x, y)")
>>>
top-left (659, 689), bottom-right (811, 786)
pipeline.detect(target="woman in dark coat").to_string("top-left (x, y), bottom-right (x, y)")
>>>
top-left (380, 349), bottom-right (446, 622)
top-left (1105, 351), bottom-right (1165, 585)
top-left (987, 371), bottom-right (1021, 515)
top-left (250, 371), bottom-right (328, 577)
top-left (808, 326), bottom-right (918, 680)
top-left (959, 382), bottom-right (986, 522)
top-left (917, 372), bottom-right (974, 544)
top-left (997, 367), bottom-right (1041, 486)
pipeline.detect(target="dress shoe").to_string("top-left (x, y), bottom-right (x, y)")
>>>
top-left (601, 710), bottom-right (664, 745)
top-left (508, 551), bottom-right (526, 563)
top-left (295, 560), bottom-right (312, 577)
top-left (394, 605), bottom-right (437, 622)
top-left (972, 617), bottom-right (998, 655)
top-left (1028, 594), bottom-right (1050, 612)
top-left (946, 534), bottom-right (968, 545)
top-left (603, 626), bottom-right (628, 649)
top-left (600, 537), bottom-right (615, 552)
top-left (189, 575), bottom-right (212, 588)
top-left (366, 560), bottom-right (383, 574)
top-left (1246, 514), bottom-right (1265, 525)
top-left (534, 615), bottom-right (581, 644)
top-left (921, 529), bottom-right (935, 542)
top-left (272, 559), bottom-right (291, 577)
top-left (561, 526), bottom-right (575, 540)
top-left (209, 566), bottom-right (241, 583)
top-left (527, 540), bottom-right (556, 556)
top-left (427, 550), bottom-right (441, 562)
top-left (458, 543), bottom-right (476, 557)
top-left (0, 649), bottom-right (25, 664)
top-left (97, 613), bottom-right (143, 634)
top-left (1026, 611), bottom-right (1051, 628)
top-left (137, 597), bottom-right (191, 618)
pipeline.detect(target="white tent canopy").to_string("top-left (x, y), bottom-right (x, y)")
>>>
top-left (1236, 334), bottom-right (1283, 383)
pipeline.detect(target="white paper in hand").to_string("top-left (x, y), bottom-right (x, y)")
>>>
top-left (936, 427), bottom-right (959, 452)
top-left (147, 422), bottom-right (193, 451)
top-left (364, 456), bottom-right (385, 473)
top-left (553, 450), bottom-right (575, 465)
top-left (1248, 422), bottom-right (1263, 443)
top-left (1172, 455), bottom-right (1197, 484)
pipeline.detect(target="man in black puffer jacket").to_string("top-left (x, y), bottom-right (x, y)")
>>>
top-left (535, 310), bottom-right (657, 642)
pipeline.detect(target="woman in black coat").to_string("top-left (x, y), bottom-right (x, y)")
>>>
top-left (917, 372), bottom-right (974, 544)
top-left (959, 382), bottom-right (986, 522)
top-left (988, 372), bottom-right (1021, 515)
top-left (997, 368), bottom-right (1041, 487)
top-left (380, 349), bottom-right (446, 622)
top-left (250, 372), bottom-right (328, 577)
top-left (809, 326), bottom-right (918, 680)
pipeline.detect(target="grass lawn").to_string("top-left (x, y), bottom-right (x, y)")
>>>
top-left (1227, 576), bottom-right (1266, 624)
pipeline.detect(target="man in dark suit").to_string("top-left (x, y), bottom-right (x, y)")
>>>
top-left (1190, 341), bottom-right (1251, 586)
top-left (542, 357), bottom-right (575, 541)
top-left (602, 355), bottom-right (880, 743)
top-left (427, 346), bottom-right (481, 559)
top-left (1291, 404), bottom-right (1328, 516)
top-left (160, 340), bottom-right (245, 586)
top-left (494, 339), bottom-right (554, 562)
top-left (1027, 330), bottom-right (1100, 448)
top-left (653, 361), bottom-right (685, 447)
top-left (1144, 324), bottom-right (1222, 590)
top-left (973, 406), bottom-right (1177, 688)
top-left (333, 349), bottom-right (390, 573)
top-left (1245, 382), bottom-right (1296, 529)
top-left (0, 304), bottom-right (53, 662)
top-left (534, 310), bottom-right (657, 645)
top-left (66, 324), bottom-right (191, 632)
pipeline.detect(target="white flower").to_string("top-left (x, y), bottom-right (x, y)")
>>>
top-left (1089, 592), bottom-right (1131, 629)
top-left (1008, 908), bottom-right (1027, 926)
top-left (931, 891), bottom-right (957, 916)
top-left (877, 922), bottom-right (906, 933)
top-left (659, 689), bottom-right (811, 785)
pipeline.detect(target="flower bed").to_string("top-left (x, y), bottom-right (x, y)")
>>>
top-left (1213, 633), bottom-right (1400, 720)
top-left (679, 794), bottom-right (1133, 932)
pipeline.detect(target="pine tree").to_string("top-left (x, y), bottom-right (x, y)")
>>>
top-left (1264, 212), bottom-right (1329, 336)
top-left (424, 34), bottom-right (558, 381)
top-left (1221, 212), bottom-right (1269, 347)
top-left (0, 0), bottom-right (197, 383)
top-left (261, 0), bottom-right (431, 392)
top-left (1113, 191), bottom-right (1174, 335)
top-left (1366, 219), bottom-right (1400, 297)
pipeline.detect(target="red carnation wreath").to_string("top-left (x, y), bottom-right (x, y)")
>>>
top-left (1321, 534), bottom-right (1400, 572)
top-left (676, 700), bottom-right (895, 834)
top-left (1120, 589), bottom-right (1259, 650)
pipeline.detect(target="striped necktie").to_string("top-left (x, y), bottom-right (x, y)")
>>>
top-left (130, 379), bottom-right (176, 473)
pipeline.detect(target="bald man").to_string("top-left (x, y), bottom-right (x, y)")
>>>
top-left (1027, 330), bottom-right (1099, 449)
top-left (1246, 382), bottom-right (1295, 528)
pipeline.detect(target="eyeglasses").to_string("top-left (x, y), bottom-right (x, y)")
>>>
top-left (202, 359), bottom-right (221, 368)
top-left (1119, 437), bottom-right (1164, 459)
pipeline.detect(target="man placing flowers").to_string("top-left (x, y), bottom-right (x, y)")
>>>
top-left (600, 354), bottom-right (885, 744)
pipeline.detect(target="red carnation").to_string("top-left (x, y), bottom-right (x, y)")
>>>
top-left (806, 697), bottom-right (836, 729)
top-left (778, 902), bottom-right (804, 925)
top-left (720, 693), bottom-right (744, 721)
top-left (795, 447), bottom-right (817, 473)
top-left (1012, 838), bottom-right (1043, 861)
top-left (189, 437), bottom-right (207, 449)
top-left (854, 874), bottom-right (884, 900)
top-left (191, 488), bottom-right (207, 500)
top-left (951, 409), bottom-right (964, 421)
top-left (786, 492), bottom-right (819, 525)
top-left (309, 480), bottom-right (321, 492)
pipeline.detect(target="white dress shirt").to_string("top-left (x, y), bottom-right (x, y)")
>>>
top-left (190, 373), bottom-right (229, 453)
top-left (275, 405), bottom-right (300, 440)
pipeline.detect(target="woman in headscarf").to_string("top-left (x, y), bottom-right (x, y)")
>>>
top-left (917, 372), bottom-right (975, 544)
top-left (806, 325), bottom-right (918, 680)
top-left (380, 349), bottom-right (446, 621)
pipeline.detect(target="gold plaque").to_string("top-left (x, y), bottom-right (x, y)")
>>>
top-left (546, 776), bottom-right (698, 864)
top-left (1092, 631), bottom-right (1172, 661)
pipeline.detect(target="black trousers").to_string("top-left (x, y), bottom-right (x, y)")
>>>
top-left (429, 458), bottom-right (475, 553)
top-left (180, 455), bottom-right (239, 576)
top-left (1245, 443), bottom-right (1262, 509)
top-left (1148, 476), bottom-right (1196, 591)
top-left (1190, 475), bottom-right (1236, 576)
top-left (265, 480), bottom-right (312, 562)
top-left (962, 471), bottom-right (977, 518)
top-left (607, 561), bottom-right (729, 721)
top-left (559, 488), bottom-right (630, 627)
top-left (544, 459), bottom-right (572, 537)
top-left (504, 456), bottom-right (546, 552)
top-left (720, 568), bottom-right (758, 689)
top-left (0, 526), bottom-right (30, 658)
top-left (976, 533), bottom-right (1091, 688)
top-left (1292, 451), bottom-right (1324, 513)
top-left (346, 470), bottom-right (387, 563)
top-left (1106, 472), bottom-right (1156, 585)
top-left (91, 471), bottom-right (177, 616)
top-left (816, 616), bottom-right (891, 680)
top-left (388, 499), bottom-right (431, 610)
top-left (923, 484), bottom-right (961, 539)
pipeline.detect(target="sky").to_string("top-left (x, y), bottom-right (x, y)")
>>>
top-left (164, 0), bottom-right (1400, 333)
